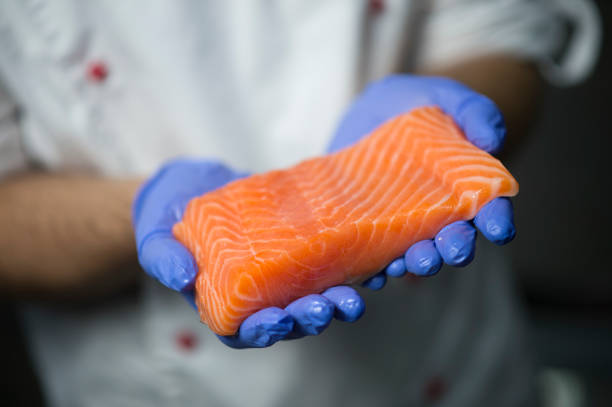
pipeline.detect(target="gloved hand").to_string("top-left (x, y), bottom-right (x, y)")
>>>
top-left (133, 159), bottom-right (365, 349)
top-left (133, 75), bottom-right (516, 349)
top-left (327, 75), bottom-right (516, 290)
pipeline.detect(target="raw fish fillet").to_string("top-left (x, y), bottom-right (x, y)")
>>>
top-left (173, 107), bottom-right (519, 335)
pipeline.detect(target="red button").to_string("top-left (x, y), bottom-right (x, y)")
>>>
top-left (423, 375), bottom-right (447, 402)
top-left (369, 0), bottom-right (385, 13)
top-left (175, 330), bottom-right (198, 351)
top-left (87, 60), bottom-right (109, 83)
top-left (405, 274), bottom-right (422, 285)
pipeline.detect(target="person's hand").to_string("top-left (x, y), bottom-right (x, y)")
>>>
top-left (133, 159), bottom-right (246, 296)
top-left (132, 159), bottom-right (365, 349)
top-left (327, 75), bottom-right (516, 290)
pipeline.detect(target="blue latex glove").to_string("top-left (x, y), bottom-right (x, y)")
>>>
top-left (133, 75), bottom-right (515, 349)
top-left (133, 159), bottom-right (365, 349)
top-left (327, 75), bottom-right (516, 289)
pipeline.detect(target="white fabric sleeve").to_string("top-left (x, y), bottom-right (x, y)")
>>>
top-left (417, 0), bottom-right (602, 86)
top-left (0, 82), bottom-right (28, 179)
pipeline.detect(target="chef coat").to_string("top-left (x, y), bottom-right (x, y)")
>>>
top-left (0, 0), bottom-right (600, 406)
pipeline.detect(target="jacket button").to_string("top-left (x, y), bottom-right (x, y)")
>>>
top-left (404, 274), bottom-right (422, 285)
top-left (87, 60), bottom-right (109, 83)
top-left (369, 0), bottom-right (385, 13)
top-left (175, 330), bottom-right (198, 351)
top-left (423, 375), bottom-right (447, 402)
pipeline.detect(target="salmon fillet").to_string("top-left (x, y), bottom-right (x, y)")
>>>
top-left (173, 106), bottom-right (519, 335)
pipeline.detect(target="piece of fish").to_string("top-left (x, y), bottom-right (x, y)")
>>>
top-left (173, 106), bottom-right (519, 335)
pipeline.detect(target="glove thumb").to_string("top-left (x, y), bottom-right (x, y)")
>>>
top-left (138, 232), bottom-right (197, 292)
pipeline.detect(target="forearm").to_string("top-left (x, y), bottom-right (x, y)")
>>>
top-left (421, 54), bottom-right (543, 153)
top-left (0, 172), bottom-right (143, 299)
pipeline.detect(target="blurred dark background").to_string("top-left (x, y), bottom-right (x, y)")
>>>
top-left (1, 1), bottom-right (610, 406)
top-left (508, 0), bottom-right (612, 403)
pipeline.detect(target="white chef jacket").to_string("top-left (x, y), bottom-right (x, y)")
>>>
top-left (0, 1), bottom-right (600, 406)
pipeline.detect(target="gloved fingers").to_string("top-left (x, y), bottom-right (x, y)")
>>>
top-left (362, 271), bottom-right (387, 290)
top-left (285, 294), bottom-right (335, 337)
top-left (474, 197), bottom-right (516, 245)
top-left (133, 159), bottom-right (246, 246)
top-left (321, 286), bottom-right (365, 322)
top-left (217, 307), bottom-right (294, 349)
top-left (384, 257), bottom-right (407, 277)
top-left (138, 233), bottom-right (197, 292)
top-left (327, 75), bottom-right (423, 152)
top-left (434, 221), bottom-right (477, 267)
top-left (132, 164), bottom-right (190, 242)
top-left (329, 76), bottom-right (506, 154)
top-left (404, 240), bottom-right (443, 276)
top-left (181, 291), bottom-right (197, 310)
top-left (431, 79), bottom-right (506, 154)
